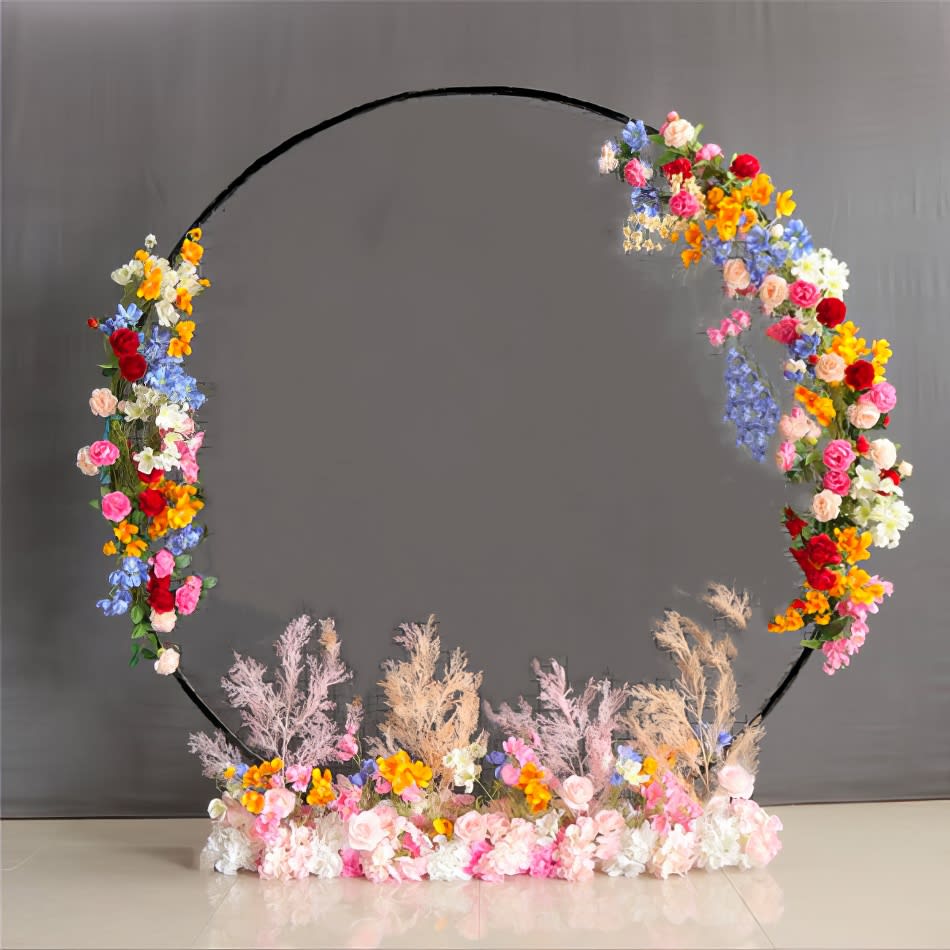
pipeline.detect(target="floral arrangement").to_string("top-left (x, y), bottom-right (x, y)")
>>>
top-left (77, 232), bottom-right (214, 670)
top-left (192, 588), bottom-right (782, 882)
top-left (599, 112), bottom-right (912, 674)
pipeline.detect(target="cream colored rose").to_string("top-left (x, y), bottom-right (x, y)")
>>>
top-left (898, 461), bottom-right (914, 478)
top-left (814, 352), bottom-right (846, 383)
top-left (154, 646), bottom-right (180, 675)
top-left (868, 438), bottom-right (897, 470)
top-left (723, 259), bottom-right (751, 295)
top-left (663, 117), bottom-right (696, 149)
top-left (89, 387), bottom-right (118, 417)
top-left (758, 274), bottom-right (788, 314)
top-left (812, 489), bottom-right (843, 522)
top-left (560, 775), bottom-right (595, 813)
top-left (76, 446), bottom-right (99, 476)
top-left (847, 401), bottom-right (881, 429)
top-left (207, 798), bottom-right (227, 820)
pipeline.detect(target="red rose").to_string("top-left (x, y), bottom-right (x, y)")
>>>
top-left (109, 328), bottom-right (140, 357)
top-left (816, 297), bottom-right (846, 328)
top-left (730, 153), bottom-right (760, 179)
top-left (880, 469), bottom-right (901, 487)
top-left (805, 533), bottom-right (842, 567)
top-left (138, 467), bottom-right (164, 484)
top-left (147, 573), bottom-right (175, 613)
top-left (662, 157), bottom-right (693, 180)
top-left (805, 566), bottom-right (838, 592)
top-left (138, 489), bottom-right (167, 518)
top-left (844, 360), bottom-right (875, 391)
top-left (855, 435), bottom-right (870, 454)
top-left (882, 413), bottom-right (890, 427)
top-left (119, 353), bottom-right (147, 382)
top-left (783, 506), bottom-right (807, 538)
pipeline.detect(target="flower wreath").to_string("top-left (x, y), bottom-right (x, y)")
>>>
top-left (77, 94), bottom-right (911, 882)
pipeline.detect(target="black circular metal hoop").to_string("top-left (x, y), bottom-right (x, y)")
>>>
top-left (168, 85), bottom-right (812, 763)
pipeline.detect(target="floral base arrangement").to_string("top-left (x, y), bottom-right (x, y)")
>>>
top-left (76, 104), bottom-right (914, 884)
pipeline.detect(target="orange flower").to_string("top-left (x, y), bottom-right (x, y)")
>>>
top-left (113, 519), bottom-right (139, 544)
top-left (377, 750), bottom-right (433, 794)
top-left (180, 238), bottom-right (204, 266)
top-left (307, 768), bottom-right (335, 807)
top-left (835, 526), bottom-right (872, 564)
top-left (102, 541), bottom-right (118, 556)
top-left (794, 385), bottom-right (836, 427)
top-left (240, 790), bottom-right (264, 814)
top-left (775, 189), bottom-right (796, 217)
top-left (175, 287), bottom-right (194, 316)
top-left (705, 186), bottom-right (725, 211)
top-left (124, 539), bottom-right (148, 558)
top-left (768, 606), bottom-right (805, 633)
top-left (748, 173), bottom-right (774, 206)
top-left (136, 261), bottom-right (163, 301)
top-left (432, 818), bottom-right (454, 838)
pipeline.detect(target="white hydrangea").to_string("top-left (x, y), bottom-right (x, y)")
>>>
top-left (601, 823), bottom-right (655, 878)
top-left (443, 741), bottom-right (486, 794)
top-left (201, 824), bottom-right (259, 875)
top-left (155, 401), bottom-right (191, 433)
top-left (791, 248), bottom-right (850, 296)
top-left (868, 496), bottom-right (914, 549)
top-left (427, 838), bottom-right (473, 881)
top-left (697, 809), bottom-right (742, 870)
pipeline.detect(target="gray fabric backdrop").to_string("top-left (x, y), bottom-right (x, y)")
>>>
top-left (2, 1), bottom-right (948, 816)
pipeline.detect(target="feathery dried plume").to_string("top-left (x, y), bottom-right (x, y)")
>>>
top-left (190, 615), bottom-right (358, 767)
top-left (723, 719), bottom-right (764, 774)
top-left (188, 731), bottom-right (241, 779)
top-left (625, 594), bottom-right (756, 798)
top-left (368, 615), bottom-right (484, 786)
top-left (484, 659), bottom-right (632, 795)
top-left (703, 582), bottom-right (752, 629)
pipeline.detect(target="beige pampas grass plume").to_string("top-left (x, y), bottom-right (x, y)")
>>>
top-left (703, 582), bottom-right (752, 629)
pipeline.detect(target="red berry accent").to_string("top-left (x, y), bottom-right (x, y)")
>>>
top-left (87, 317), bottom-right (99, 328)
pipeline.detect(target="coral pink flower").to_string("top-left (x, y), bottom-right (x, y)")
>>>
top-left (775, 441), bottom-right (797, 472)
top-left (722, 259), bottom-right (751, 296)
top-left (101, 491), bottom-right (131, 522)
top-left (669, 189), bottom-right (701, 218)
top-left (717, 764), bottom-right (755, 799)
top-left (76, 446), bottom-right (99, 476)
top-left (758, 273), bottom-right (788, 314)
top-left (560, 775), bottom-right (595, 813)
top-left (765, 316), bottom-right (801, 344)
top-left (150, 608), bottom-right (177, 633)
top-left (823, 470), bottom-right (851, 495)
top-left (623, 159), bottom-right (648, 188)
top-left (696, 143), bottom-right (722, 161)
top-left (847, 400), bottom-right (881, 429)
top-left (788, 280), bottom-right (822, 309)
top-left (89, 388), bottom-right (119, 417)
top-left (153, 548), bottom-right (175, 578)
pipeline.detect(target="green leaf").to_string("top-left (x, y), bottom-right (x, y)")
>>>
top-left (655, 149), bottom-right (680, 166)
top-left (130, 604), bottom-right (145, 625)
top-left (647, 133), bottom-right (665, 145)
top-left (799, 638), bottom-right (823, 649)
top-left (131, 623), bottom-right (151, 640)
top-left (129, 644), bottom-right (141, 668)
top-left (202, 576), bottom-right (218, 590)
top-left (174, 554), bottom-right (192, 570)
top-left (88, 498), bottom-right (102, 510)
top-left (140, 648), bottom-right (158, 661)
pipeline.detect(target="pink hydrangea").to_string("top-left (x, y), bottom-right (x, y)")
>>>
top-left (528, 840), bottom-right (559, 878)
top-left (555, 819), bottom-right (598, 882)
top-left (732, 799), bottom-right (783, 867)
top-left (330, 782), bottom-right (363, 821)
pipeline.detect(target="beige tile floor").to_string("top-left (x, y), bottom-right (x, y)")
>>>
top-left (1, 801), bottom-right (948, 949)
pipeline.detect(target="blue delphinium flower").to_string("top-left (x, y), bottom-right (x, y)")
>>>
top-left (349, 758), bottom-right (378, 788)
top-left (723, 348), bottom-right (780, 463)
top-left (717, 730), bottom-right (733, 752)
top-left (703, 233), bottom-right (734, 267)
top-left (165, 524), bottom-right (204, 556)
top-left (782, 219), bottom-right (814, 261)
top-left (611, 744), bottom-right (643, 786)
top-left (100, 303), bottom-right (143, 336)
top-left (484, 749), bottom-right (507, 779)
top-left (97, 589), bottom-right (133, 616)
top-left (108, 556), bottom-right (148, 590)
top-left (622, 119), bottom-right (648, 153)
top-left (630, 184), bottom-right (661, 218)
top-left (789, 333), bottom-right (821, 361)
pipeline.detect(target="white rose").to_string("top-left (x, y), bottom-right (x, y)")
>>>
top-left (559, 775), bottom-right (595, 813)
top-left (898, 461), bottom-right (914, 478)
top-left (868, 439), bottom-right (897, 470)
top-left (154, 645), bottom-right (180, 673)
top-left (208, 798), bottom-right (227, 820)
top-left (151, 611), bottom-right (178, 636)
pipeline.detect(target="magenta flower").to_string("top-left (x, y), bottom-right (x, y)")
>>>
top-left (101, 491), bottom-right (132, 522)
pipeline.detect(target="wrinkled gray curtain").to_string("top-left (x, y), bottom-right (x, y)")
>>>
top-left (3, 1), bottom-right (948, 816)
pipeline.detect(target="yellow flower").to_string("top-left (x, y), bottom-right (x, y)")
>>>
top-left (187, 227), bottom-right (203, 241)
top-left (377, 750), bottom-right (432, 794)
top-left (523, 779), bottom-right (552, 813)
top-left (307, 767), bottom-right (335, 807)
top-left (180, 238), bottom-right (204, 266)
top-left (102, 541), bottom-right (118, 556)
top-left (113, 519), bottom-right (139, 544)
top-left (136, 260), bottom-right (163, 301)
top-left (223, 766), bottom-right (236, 780)
top-left (241, 790), bottom-right (264, 814)
top-left (749, 173), bottom-right (774, 206)
top-left (167, 338), bottom-right (191, 358)
top-left (739, 208), bottom-right (758, 233)
top-left (175, 287), bottom-right (194, 316)
top-left (124, 539), bottom-right (148, 558)
top-left (846, 567), bottom-right (887, 606)
top-left (432, 818), bottom-right (454, 838)
top-left (681, 247), bottom-right (703, 269)
top-left (705, 186), bottom-right (725, 211)
top-left (835, 527), bottom-right (873, 564)
top-left (768, 607), bottom-right (805, 633)
top-left (176, 320), bottom-right (196, 344)
top-left (794, 385), bottom-right (836, 427)
top-left (830, 321), bottom-right (870, 363)
top-left (242, 766), bottom-right (262, 788)
top-left (775, 189), bottom-right (796, 217)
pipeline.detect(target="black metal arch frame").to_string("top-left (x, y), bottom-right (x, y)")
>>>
top-left (165, 85), bottom-right (813, 764)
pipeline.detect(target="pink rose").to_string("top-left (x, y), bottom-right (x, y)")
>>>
top-left (822, 439), bottom-right (856, 471)
top-left (662, 114), bottom-right (695, 149)
top-left (669, 189), bottom-right (701, 218)
top-left (88, 440), bottom-right (120, 466)
top-left (89, 388), bottom-right (118, 417)
top-left (722, 258), bottom-right (751, 296)
top-left (847, 400), bottom-right (881, 429)
top-left (728, 309), bottom-right (751, 331)
top-left (153, 549), bottom-right (175, 578)
top-left (623, 159), bottom-right (647, 188)
top-left (149, 608), bottom-right (177, 633)
top-left (101, 491), bottom-right (132, 522)
top-left (262, 786), bottom-right (296, 820)
top-left (593, 808), bottom-right (626, 836)
top-left (775, 441), bottom-right (797, 472)
top-left (868, 438), bottom-right (897, 470)
top-left (706, 326), bottom-right (726, 347)
top-left (765, 316), bottom-right (801, 345)
top-left (336, 733), bottom-right (359, 759)
top-left (174, 577), bottom-right (202, 615)
top-left (347, 810), bottom-right (388, 852)
top-left (867, 381), bottom-right (897, 413)
top-left (76, 446), bottom-right (99, 476)
top-left (717, 764), bottom-right (755, 799)
top-left (815, 352), bottom-right (846, 383)
top-left (454, 810), bottom-right (489, 844)
top-left (153, 647), bottom-right (180, 676)
top-left (696, 143), bottom-right (722, 161)
top-left (560, 775), bottom-right (595, 813)
top-left (758, 274), bottom-right (788, 314)
top-left (823, 470), bottom-right (851, 495)
top-left (779, 407), bottom-right (813, 441)
top-left (811, 489), bottom-right (843, 522)
top-left (788, 280), bottom-right (822, 309)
